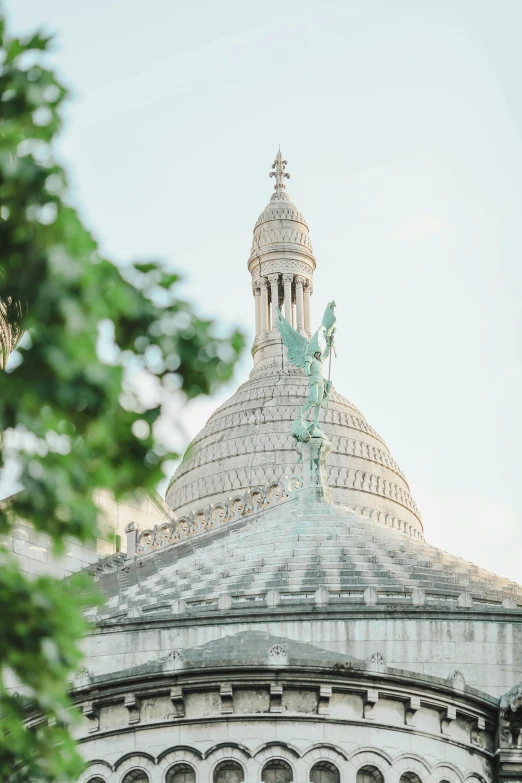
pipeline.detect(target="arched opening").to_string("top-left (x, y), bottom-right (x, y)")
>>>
top-left (262, 760), bottom-right (293, 783)
top-left (86, 778), bottom-right (105, 783)
top-left (310, 761), bottom-right (340, 783)
top-left (166, 763), bottom-right (196, 783)
top-left (122, 771), bottom-right (150, 783)
top-left (214, 760), bottom-right (244, 783)
top-left (400, 775), bottom-right (421, 783)
top-left (356, 767), bottom-right (384, 783)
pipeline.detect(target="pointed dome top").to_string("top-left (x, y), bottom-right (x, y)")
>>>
top-left (248, 151), bottom-right (315, 268)
top-left (269, 148), bottom-right (291, 195)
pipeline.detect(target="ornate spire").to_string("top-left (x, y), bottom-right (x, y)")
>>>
top-left (269, 149), bottom-right (290, 192)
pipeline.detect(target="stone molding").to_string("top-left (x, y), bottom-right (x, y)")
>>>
top-left (251, 258), bottom-right (314, 280)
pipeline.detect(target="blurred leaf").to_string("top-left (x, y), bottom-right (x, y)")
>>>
top-left (0, 13), bottom-right (244, 781)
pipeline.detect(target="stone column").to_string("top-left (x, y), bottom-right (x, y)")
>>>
top-left (295, 276), bottom-right (305, 332)
top-left (253, 284), bottom-right (261, 336)
top-left (259, 278), bottom-right (269, 331)
top-left (268, 274), bottom-right (279, 331)
top-left (283, 274), bottom-right (293, 322)
top-left (303, 280), bottom-right (312, 335)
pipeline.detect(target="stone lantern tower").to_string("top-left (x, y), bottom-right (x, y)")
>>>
top-left (165, 153), bottom-right (423, 537)
top-left (249, 150), bottom-right (316, 374)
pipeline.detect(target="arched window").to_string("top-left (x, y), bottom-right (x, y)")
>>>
top-left (87, 778), bottom-right (105, 783)
top-left (356, 767), bottom-right (384, 783)
top-left (214, 761), bottom-right (244, 783)
top-left (262, 760), bottom-right (293, 783)
top-left (400, 775), bottom-right (421, 783)
top-left (167, 764), bottom-right (196, 783)
top-left (310, 762), bottom-right (340, 783)
top-left (122, 771), bottom-right (149, 783)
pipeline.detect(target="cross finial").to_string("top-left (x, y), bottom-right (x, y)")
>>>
top-left (269, 149), bottom-right (290, 192)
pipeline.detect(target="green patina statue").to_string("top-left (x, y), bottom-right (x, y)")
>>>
top-left (276, 301), bottom-right (336, 452)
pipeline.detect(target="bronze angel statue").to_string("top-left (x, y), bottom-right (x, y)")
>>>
top-left (276, 301), bottom-right (336, 447)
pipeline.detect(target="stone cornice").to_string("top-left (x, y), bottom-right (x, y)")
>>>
top-left (67, 658), bottom-right (497, 763)
top-left (90, 598), bottom-right (522, 630)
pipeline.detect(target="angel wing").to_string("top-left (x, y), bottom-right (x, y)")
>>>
top-left (275, 307), bottom-right (309, 369)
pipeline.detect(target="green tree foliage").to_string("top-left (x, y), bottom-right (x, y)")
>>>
top-left (0, 15), bottom-right (244, 782)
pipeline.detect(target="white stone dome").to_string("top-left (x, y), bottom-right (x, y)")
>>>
top-left (166, 368), bottom-right (423, 537)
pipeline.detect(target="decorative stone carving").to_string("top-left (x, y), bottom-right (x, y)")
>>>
top-left (367, 652), bottom-right (386, 672)
top-left (165, 650), bottom-right (184, 672)
top-left (137, 477), bottom-right (302, 555)
top-left (448, 670), bottom-right (466, 691)
top-left (74, 666), bottom-right (92, 688)
top-left (260, 259), bottom-right (313, 276)
top-left (124, 521), bottom-right (139, 558)
top-left (269, 150), bottom-right (290, 192)
top-left (268, 644), bottom-right (287, 666)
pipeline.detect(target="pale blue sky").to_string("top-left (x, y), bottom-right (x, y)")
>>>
top-left (7, 0), bottom-right (522, 580)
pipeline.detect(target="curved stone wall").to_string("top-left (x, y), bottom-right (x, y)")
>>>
top-left (72, 663), bottom-right (495, 783)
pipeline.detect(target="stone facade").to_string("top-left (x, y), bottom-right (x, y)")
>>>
top-left (12, 153), bottom-right (522, 782)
